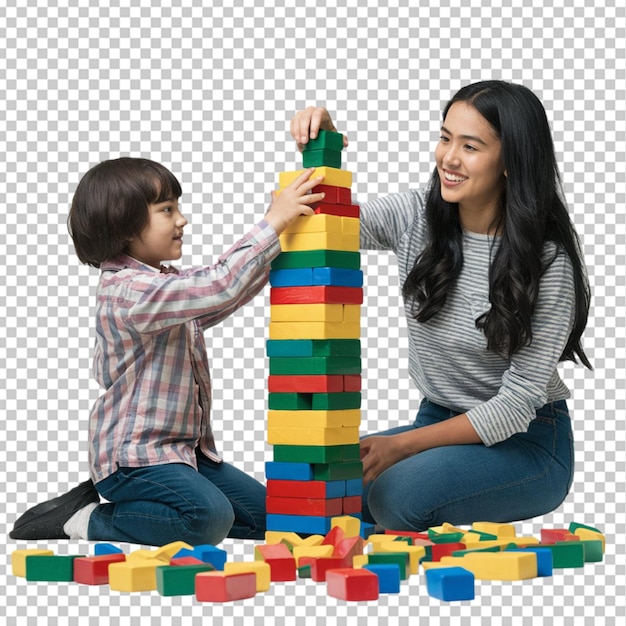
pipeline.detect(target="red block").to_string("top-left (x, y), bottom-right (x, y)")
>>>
top-left (270, 286), bottom-right (363, 305)
top-left (343, 375), bottom-right (361, 392)
top-left (322, 525), bottom-right (346, 547)
top-left (170, 556), bottom-right (206, 566)
top-left (313, 203), bottom-right (360, 218)
top-left (431, 542), bottom-right (466, 561)
top-left (266, 496), bottom-right (343, 517)
top-left (195, 572), bottom-right (257, 602)
top-left (73, 554), bottom-right (126, 585)
top-left (385, 530), bottom-right (431, 544)
top-left (254, 543), bottom-right (296, 581)
top-left (267, 479), bottom-right (341, 499)
top-left (342, 496), bottom-right (362, 514)
top-left (326, 568), bottom-right (379, 601)
top-left (541, 529), bottom-right (580, 544)
top-left (332, 536), bottom-right (364, 567)
top-left (268, 375), bottom-right (345, 393)
top-left (312, 184), bottom-right (352, 205)
top-left (302, 557), bottom-right (345, 582)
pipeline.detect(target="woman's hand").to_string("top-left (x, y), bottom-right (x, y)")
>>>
top-left (360, 434), bottom-right (407, 484)
top-left (290, 107), bottom-right (349, 151)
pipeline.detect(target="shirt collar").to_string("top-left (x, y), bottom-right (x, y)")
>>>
top-left (100, 254), bottom-right (178, 275)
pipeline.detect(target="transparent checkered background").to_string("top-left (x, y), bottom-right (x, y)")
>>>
top-left (1, 0), bottom-right (624, 623)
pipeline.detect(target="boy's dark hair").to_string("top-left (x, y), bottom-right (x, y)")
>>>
top-left (68, 157), bottom-right (182, 268)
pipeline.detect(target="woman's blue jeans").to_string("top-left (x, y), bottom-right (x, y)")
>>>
top-left (88, 450), bottom-right (266, 546)
top-left (362, 398), bottom-right (574, 531)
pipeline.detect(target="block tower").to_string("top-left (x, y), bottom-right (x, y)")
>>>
top-left (265, 130), bottom-right (363, 536)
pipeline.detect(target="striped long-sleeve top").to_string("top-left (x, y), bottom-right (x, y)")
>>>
top-left (359, 188), bottom-right (575, 446)
top-left (88, 220), bottom-right (280, 483)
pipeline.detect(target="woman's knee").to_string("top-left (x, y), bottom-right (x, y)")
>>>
top-left (180, 499), bottom-right (235, 545)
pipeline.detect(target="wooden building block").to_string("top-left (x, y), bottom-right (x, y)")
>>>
top-left (292, 545), bottom-right (335, 566)
top-left (224, 561), bottom-right (272, 592)
top-left (541, 528), bottom-right (579, 544)
top-left (195, 571), bottom-right (257, 602)
top-left (268, 374), bottom-right (360, 394)
top-left (367, 552), bottom-right (410, 579)
top-left (312, 184), bottom-right (352, 205)
top-left (156, 564), bottom-right (215, 596)
top-left (94, 543), bottom-right (124, 556)
top-left (266, 495), bottom-right (344, 517)
top-left (314, 203), bottom-right (360, 218)
top-left (265, 461), bottom-right (314, 481)
top-left (279, 231), bottom-right (359, 252)
top-left (266, 513), bottom-right (333, 535)
top-left (331, 515), bottom-right (361, 538)
top-left (312, 461), bottom-right (363, 481)
top-left (471, 522), bottom-right (517, 538)
top-left (270, 267), bottom-right (363, 287)
top-left (333, 536), bottom-right (365, 567)
top-left (326, 568), bottom-right (379, 601)
top-left (267, 479), bottom-right (346, 499)
top-left (539, 541), bottom-right (585, 568)
top-left (25, 554), bottom-right (85, 582)
top-left (506, 547), bottom-right (553, 577)
top-left (267, 338), bottom-right (360, 358)
top-left (73, 554), bottom-right (126, 585)
top-left (172, 545), bottom-right (228, 571)
top-left (283, 213), bottom-right (345, 234)
top-left (425, 566), bottom-right (475, 601)
top-left (273, 443), bottom-right (360, 464)
top-left (303, 148), bottom-right (342, 168)
top-left (11, 549), bottom-right (54, 578)
top-left (302, 129), bottom-right (345, 152)
top-left (572, 527), bottom-right (605, 553)
top-left (363, 563), bottom-right (401, 593)
top-left (376, 543), bottom-right (425, 575)
top-left (108, 560), bottom-right (162, 592)
top-left (270, 286), bottom-right (363, 305)
top-left (279, 166), bottom-right (352, 190)
top-left (342, 495), bottom-right (362, 515)
top-left (271, 249), bottom-right (360, 270)
top-left (304, 556), bottom-right (346, 582)
top-left (267, 425), bottom-right (359, 446)
top-left (254, 543), bottom-right (297, 581)
top-left (269, 321), bottom-right (360, 340)
top-left (439, 551), bottom-right (537, 580)
top-left (268, 355), bottom-right (361, 375)
top-left (267, 409), bottom-right (361, 428)
top-left (268, 391), bottom-right (361, 411)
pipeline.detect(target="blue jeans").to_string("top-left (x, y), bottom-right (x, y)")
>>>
top-left (362, 398), bottom-right (574, 531)
top-left (88, 450), bottom-right (266, 546)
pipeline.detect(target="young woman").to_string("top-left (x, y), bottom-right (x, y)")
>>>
top-left (291, 80), bottom-right (591, 531)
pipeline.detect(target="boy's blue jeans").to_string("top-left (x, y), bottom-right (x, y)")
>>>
top-left (88, 450), bottom-right (265, 546)
top-left (362, 398), bottom-right (575, 531)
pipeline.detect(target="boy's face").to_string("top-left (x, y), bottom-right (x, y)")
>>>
top-left (127, 197), bottom-right (187, 268)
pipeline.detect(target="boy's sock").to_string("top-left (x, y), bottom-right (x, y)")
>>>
top-left (63, 502), bottom-right (98, 540)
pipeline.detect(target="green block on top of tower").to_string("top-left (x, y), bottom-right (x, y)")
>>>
top-left (303, 149), bottom-right (342, 169)
top-left (303, 129), bottom-right (345, 152)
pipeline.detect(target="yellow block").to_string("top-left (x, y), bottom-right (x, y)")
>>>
top-left (151, 541), bottom-right (193, 562)
top-left (367, 534), bottom-right (400, 549)
top-left (11, 549), bottom-right (54, 578)
top-left (472, 522), bottom-right (517, 538)
top-left (331, 515), bottom-right (361, 538)
top-left (267, 425), bottom-right (359, 446)
top-left (439, 552), bottom-right (538, 581)
top-left (283, 214), bottom-right (360, 236)
top-left (352, 554), bottom-right (369, 569)
top-left (224, 561), bottom-right (271, 592)
top-left (269, 321), bottom-right (360, 340)
top-left (279, 167), bottom-right (352, 189)
top-left (279, 231), bottom-right (359, 252)
top-left (265, 531), bottom-right (306, 546)
top-left (378, 542), bottom-right (426, 575)
top-left (271, 303), bottom-right (350, 322)
top-left (341, 216), bottom-right (360, 236)
top-left (300, 535), bottom-right (325, 547)
top-left (292, 545), bottom-right (334, 566)
top-left (108, 560), bottom-right (162, 592)
top-left (574, 528), bottom-right (606, 553)
top-left (268, 409), bottom-right (361, 428)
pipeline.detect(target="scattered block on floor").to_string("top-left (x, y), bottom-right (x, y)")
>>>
top-left (195, 571), bottom-right (257, 602)
top-left (540, 541), bottom-right (585, 568)
top-left (326, 568), bottom-right (379, 601)
top-left (25, 554), bottom-right (85, 582)
top-left (425, 566), bottom-right (475, 601)
top-left (331, 515), bottom-right (361, 538)
top-left (377, 542), bottom-right (425, 574)
top-left (108, 560), bottom-right (162, 592)
top-left (333, 536), bottom-right (365, 567)
top-left (506, 547), bottom-right (553, 577)
top-left (11, 549), bottom-right (54, 578)
top-left (439, 551), bottom-right (537, 581)
top-left (254, 543), bottom-right (296, 581)
top-left (471, 522), bottom-right (517, 538)
top-left (571, 527), bottom-right (606, 554)
top-left (224, 561), bottom-right (272, 592)
top-left (156, 564), bottom-right (215, 596)
top-left (541, 528), bottom-right (579, 544)
top-left (173, 545), bottom-right (227, 571)
top-left (73, 554), bottom-right (127, 585)
top-left (292, 545), bottom-right (335, 566)
top-left (304, 556), bottom-right (346, 582)
top-left (363, 563), bottom-right (401, 593)
top-left (367, 552), bottom-right (410, 580)
top-left (94, 543), bottom-right (124, 556)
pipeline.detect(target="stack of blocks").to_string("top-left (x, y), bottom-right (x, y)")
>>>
top-left (266, 130), bottom-right (364, 536)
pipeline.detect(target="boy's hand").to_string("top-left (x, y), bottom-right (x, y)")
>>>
top-left (265, 168), bottom-right (325, 235)
top-left (290, 107), bottom-right (349, 152)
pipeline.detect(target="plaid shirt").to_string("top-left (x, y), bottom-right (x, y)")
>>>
top-left (88, 221), bottom-right (280, 482)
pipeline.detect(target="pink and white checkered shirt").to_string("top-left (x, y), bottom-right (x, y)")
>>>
top-left (88, 221), bottom-right (280, 482)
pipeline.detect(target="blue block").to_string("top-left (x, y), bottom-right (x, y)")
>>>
top-left (510, 547), bottom-right (553, 577)
top-left (94, 543), bottom-right (124, 556)
top-left (425, 567), bottom-right (475, 601)
top-left (269, 268), bottom-right (363, 287)
top-left (265, 461), bottom-right (314, 481)
top-left (266, 514), bottom-right (332, 535)
top-left (345, 478), bottom-right (363, 497)
top-left (360, 522), bottom-right (376, 540)
top-left (173, 545), bottom-right (227, 571)
top-left (363, 564), bottom-right (401, 593)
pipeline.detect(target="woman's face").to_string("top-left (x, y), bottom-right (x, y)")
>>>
top-left (435, 101), bottom-right (506, 220)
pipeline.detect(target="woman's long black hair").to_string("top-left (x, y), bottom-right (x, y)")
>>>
top-left (402, 80), bottom-right (591, 367)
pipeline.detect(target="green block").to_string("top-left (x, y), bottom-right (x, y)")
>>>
top-left (545, 542), bottom-right (585, 568)
top-left (393, 537), bottom-right (413, 546)
top-left (340, 444), bottom-right (361, 461)
top-left (581, 540), bottom-right (604, 563)
top-left (428, 530), bottom-right (465, 544)
top-left (25, 555), bottom-right (85, 582)
top-left (269, 356), bottom-right (361, 376)
top-left (467, 530), bottom-right (499, 541)
top-left (269, 392), bottom-right (361, 410)
top-left (274, 444), bottom-right (344, 464)
top-left (368, 553), bottom-right (409, 580)
top-left (271, 250), bottom-right (360, 270)
top-left (156, 564), bottom-right (215, 596)
top-left (452, 546), bottom-right (501, 557)
top-left (297, 564), bottom-right (312, 578)
top-left (312, 460), bottom-right (363, 481)
top-left (302, 129), bottom-right (345, 152)
top-left (266, 339), bottom-right (361, 358)
top-left (303, 149), bottom-right (342, 168)
top-left (568, 521), bottom-right (602, 535)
